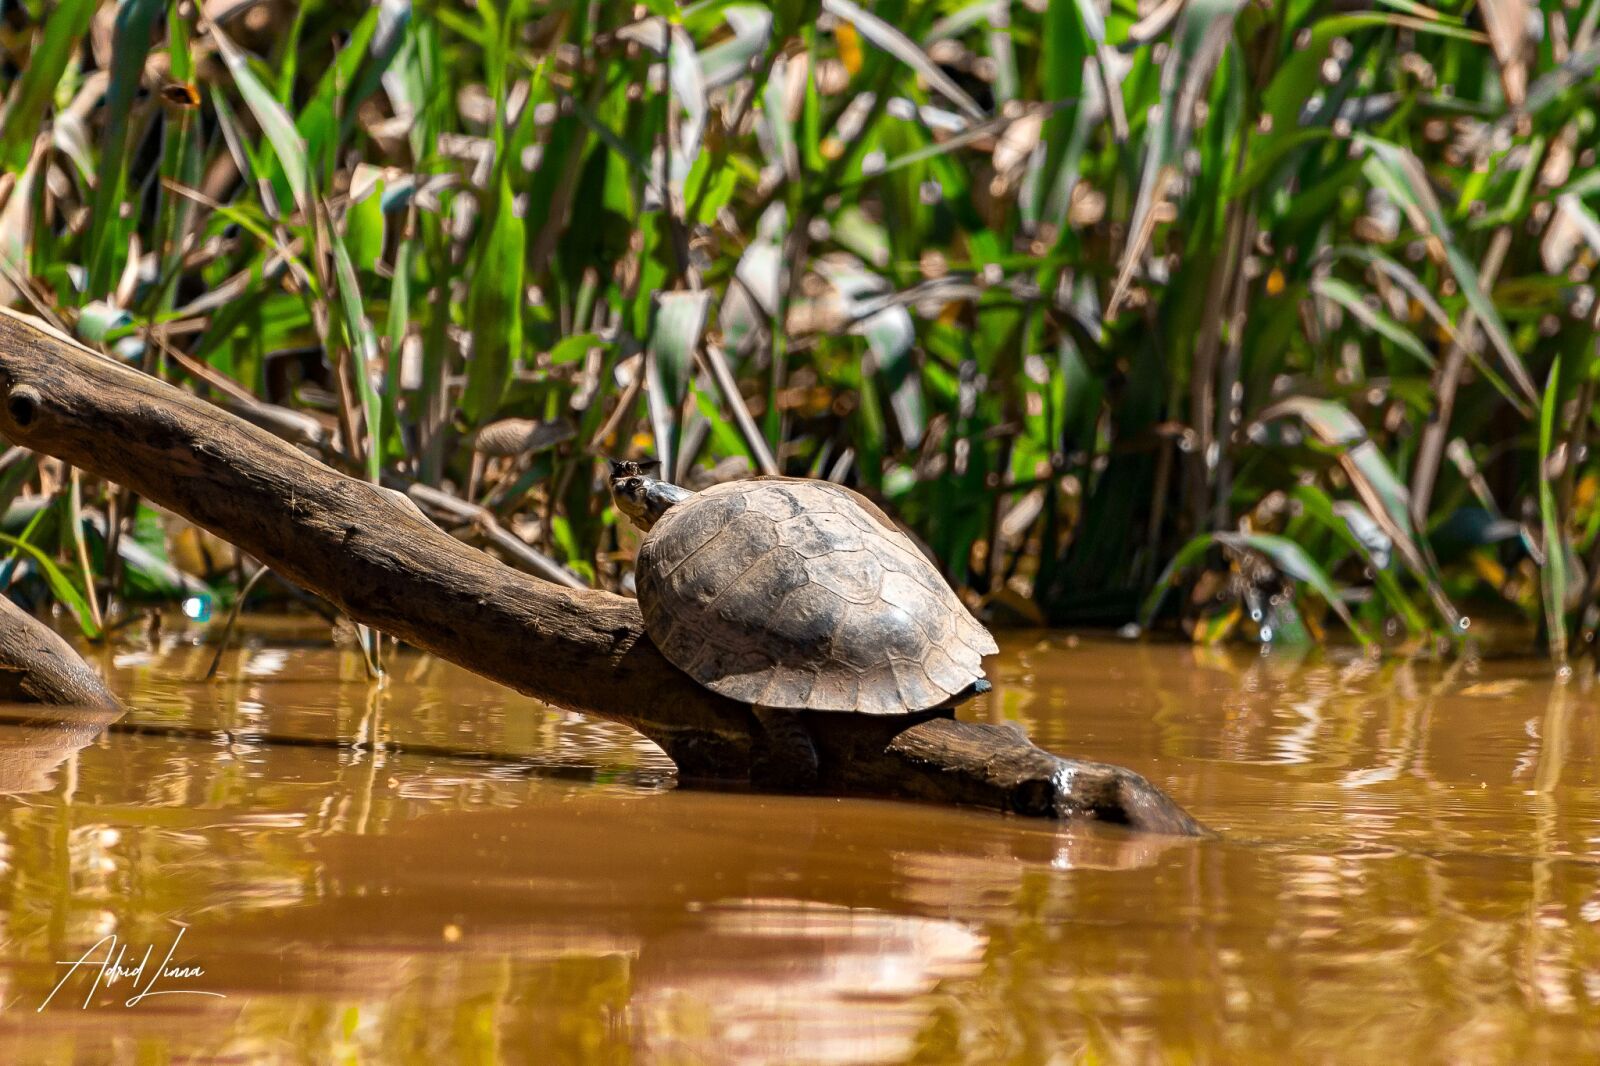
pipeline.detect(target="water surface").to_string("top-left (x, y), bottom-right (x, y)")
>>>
top-left (0, 622), bottom-right (1595, 1063)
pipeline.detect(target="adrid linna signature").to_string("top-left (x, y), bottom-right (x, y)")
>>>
top-left (38, 928), bottom-right (224, 1010)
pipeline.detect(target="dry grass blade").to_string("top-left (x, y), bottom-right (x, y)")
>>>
top-left (399, 482), bottom-right (588, 590)
top-left (699, 343), bottom-right (779, 475)
top-left (204, 563), bottom-right (271, 680)
top-left (1408, 227), bottom-right (1512, 527)
top-left (822, 0), bottom-right (988, 122)
top-left (1106, 165), bottom-right (1174, 319)
top-left (1127, 0), bottom-right (1187, 43)
top-left (468, 418), bottom-right (577, 459)
top-left (1478, 0), bottom-right (1530, 106)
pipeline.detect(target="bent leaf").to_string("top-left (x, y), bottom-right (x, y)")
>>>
top-left (208, 15), bottom-right (313, 218)
top-left (1313, 276), bottom-right (1434, 368)
top-left (1359, 136), bottom-right (1536, 408)
top-left (0, 532), bottom-right (101, 640)
top-left (1141, 530), bottom-right (1373, 646)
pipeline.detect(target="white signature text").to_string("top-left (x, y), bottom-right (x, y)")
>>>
top-left (38, 928), bottom-right (225, 1010)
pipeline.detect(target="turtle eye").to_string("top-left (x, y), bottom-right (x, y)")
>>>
top-left (626, 478), bottom-right (641, 491)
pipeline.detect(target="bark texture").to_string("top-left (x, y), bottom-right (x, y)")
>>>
top-left (0, 309), bottom-right (1205, 835)
top-left (0, 593), bottom-right (121, 710)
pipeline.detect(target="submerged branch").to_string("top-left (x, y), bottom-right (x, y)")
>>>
top-left (0, 309), bottom-right (1204, 835)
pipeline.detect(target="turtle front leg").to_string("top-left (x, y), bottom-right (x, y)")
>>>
top-left (750, 706), bottom-right (819, 791)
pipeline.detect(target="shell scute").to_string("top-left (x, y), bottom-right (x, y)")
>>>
top-left (777, 511), bottom-right (868, 558)
top-left (694, 646), bottom-right (776, 703)
top-left (663, 510), bottom-right (778, 607)
top-left (739, 483), bottom-right (809, 522)
top-left (831, 601), bottom-right (927, 669)
top-left (945, 630), bottom-right (988, 673)
top-left (923, 645), bottom-right (975, 692)
top-left (880, 571), bottom-right (953, 643)
top-left (635, 563), bottom-right (667, 627)
top-left (854, 663), bottom-right (905, 714)
top-left (763, 583), bottom-right (846, 660)
top-left (646, 491), bottom-right (745, 577)
top-left (958, 617), bottom-right (1000, 656)
top-left (715, 546), bottom-right (811, 627)
top-left (891, 658), bottom-right (949, 707)
top-left (806, 669), bottom-right (860, 712)
top-left (757, 664), bottom-right (817, 706)
top-left (874, 541), bottom-right (951, 597)
top-left (806, 549), bottom-right (884, 606)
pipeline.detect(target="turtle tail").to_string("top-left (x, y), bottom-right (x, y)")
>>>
top-left (934, 678), bottom-right (992, 711)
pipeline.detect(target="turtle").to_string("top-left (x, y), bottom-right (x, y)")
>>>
top-left (608, 459), bottom-right (998, 789)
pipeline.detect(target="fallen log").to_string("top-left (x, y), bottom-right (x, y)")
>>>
top-left (0, 592), bottom-right (120, 710)
top-left (0, 308), bottom-right (1205, 835)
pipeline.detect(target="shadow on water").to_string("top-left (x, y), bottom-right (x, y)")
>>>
top-left (0, 620), bottom-right (1595, 1063)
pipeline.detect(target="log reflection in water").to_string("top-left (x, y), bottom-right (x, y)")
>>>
top-left (0, 705), bottom-right (121, 794)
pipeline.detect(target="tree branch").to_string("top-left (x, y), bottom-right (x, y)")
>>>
top-left (0, 309), bottom-right (1204, 835)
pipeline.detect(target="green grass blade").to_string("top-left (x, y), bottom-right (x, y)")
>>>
top-left (1313, 276), bottom-right (1435, 369)
top-left (206, 14), bottom-right (314, 218)
top-left (462, 166), bottom-right (526, 425)
top-left (87, 0), bottom-right (164, 297)
top-left (0, 0), bottom-right (96, 172)
top-left (329, 228), bottom-right (383, 482)
top-left (646, 291), bottom-right (711, 479)
top-left (0, 532), bottom-right (101, 640)
top-left (1215, 532), bottom-right (1374, 647)
top-left (1359, 136), bottom-right (1537, 408)
top-left (1538, 355), bottom-right (1568, 664)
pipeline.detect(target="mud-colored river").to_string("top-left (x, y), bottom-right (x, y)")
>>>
top-left (0, 620), bottom-right (1595, 1063)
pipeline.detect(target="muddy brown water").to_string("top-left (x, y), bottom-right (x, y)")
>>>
top-left (0, 620), bottom-right (1595, 1064)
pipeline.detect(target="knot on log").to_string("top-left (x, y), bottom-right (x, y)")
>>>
top-left (5, 383), bottom-right (40, 429)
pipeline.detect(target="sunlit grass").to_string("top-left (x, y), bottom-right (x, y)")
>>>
top-left (0, 0), bottom-right (1594, 661)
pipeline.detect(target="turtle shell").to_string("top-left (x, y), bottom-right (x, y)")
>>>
top-left (635, 477), bottom-right (998, 714)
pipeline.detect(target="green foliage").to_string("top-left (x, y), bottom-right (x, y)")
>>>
top-left (0, 0), bottom-right (1594, 659)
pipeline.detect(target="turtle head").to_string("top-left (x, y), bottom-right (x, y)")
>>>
top-left (608, 459), bottom-right (692, 532)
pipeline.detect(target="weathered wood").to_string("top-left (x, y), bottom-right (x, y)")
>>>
top-left (0, 593), bottom-right (121, 711)
top-left (864, 717), bottom-right (1202, 828)
top-left (0, 309), bottom-right (1205, 835)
